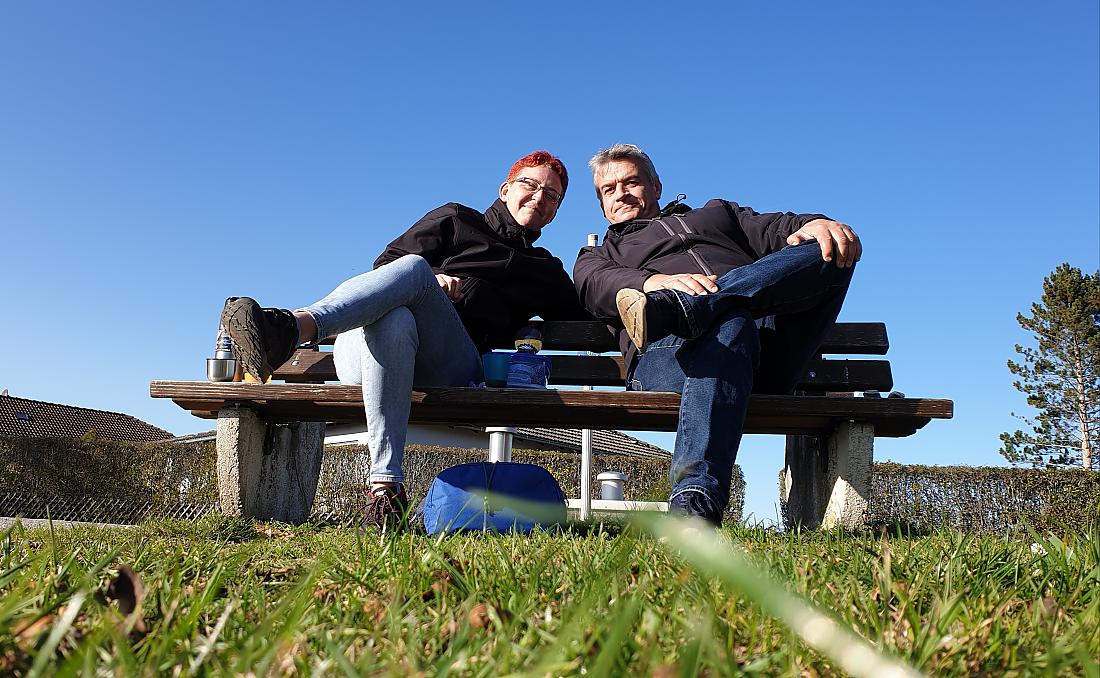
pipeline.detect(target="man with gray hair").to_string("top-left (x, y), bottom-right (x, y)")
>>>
top-left (574, 143), bottom-right (861, 526)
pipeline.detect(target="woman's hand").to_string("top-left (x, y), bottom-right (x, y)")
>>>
top-left (436, 273), bottom-right (464, 301)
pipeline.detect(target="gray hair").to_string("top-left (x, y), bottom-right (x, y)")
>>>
top-left (588, 143), bottom-right (660, 186)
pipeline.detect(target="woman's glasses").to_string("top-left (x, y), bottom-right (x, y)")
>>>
top-left (512, 176), bottom-right (563, 204)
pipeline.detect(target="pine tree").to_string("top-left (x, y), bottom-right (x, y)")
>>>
top-left (1000, 264), bottom-right (1100, 470)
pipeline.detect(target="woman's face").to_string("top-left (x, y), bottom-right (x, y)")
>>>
top-left (499, 164), bottom-right (564, 231)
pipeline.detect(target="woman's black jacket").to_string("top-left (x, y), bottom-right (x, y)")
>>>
top-left (375, 199), bottom-right (589, 352)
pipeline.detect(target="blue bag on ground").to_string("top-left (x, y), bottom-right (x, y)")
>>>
top-left (423, 461), bottom-right (566, 534)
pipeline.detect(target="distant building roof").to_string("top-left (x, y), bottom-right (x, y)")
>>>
top-left (0, 394), bottom-right (173, 443)
top-left (511, 427), bottom-right (668, 459)
top-left (171, 424), bottom-right (669, 458)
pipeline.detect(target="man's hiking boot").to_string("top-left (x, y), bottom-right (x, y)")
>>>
top-left (668, 489), bottom-right (721, 527)
top-left (362, 484), bottom-right (410, 533)
top-left (220, 297), bottom-right (299, 382)
top-left (615, 288), bottom-right (689, 352)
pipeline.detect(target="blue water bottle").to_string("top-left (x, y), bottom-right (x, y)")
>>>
top-left (506, 326), bottom-right (552, 388)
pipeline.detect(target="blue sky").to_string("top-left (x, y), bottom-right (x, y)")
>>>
top-left (2, 2), bottom-right (1097, 523)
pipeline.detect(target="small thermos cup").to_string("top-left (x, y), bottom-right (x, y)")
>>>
top-left (207, 327), bottom-right (241, 382)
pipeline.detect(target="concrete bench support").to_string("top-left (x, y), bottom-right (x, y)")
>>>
top-left (822, 421), bottom-right (873, 528)
top-left (215, 406), bottom-right (325, 524)
top-left (780, 420), bottom-right (873, 529)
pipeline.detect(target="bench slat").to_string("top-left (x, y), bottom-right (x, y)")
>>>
top-left (320, 321), bottom-right (889, 355)
top-left (497, 321), bottom-right (889, 354)
top-left (151, 381), bottom-right (950, 438)
top-left (274, 350), bottom-right (894, 392)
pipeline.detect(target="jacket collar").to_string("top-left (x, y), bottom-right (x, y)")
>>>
top-left (485, 199), bottom-right (541, 247)
top-left (606, 217), bottom-right (654, 237)
top-left (605, 196), bottom-right (691, 237)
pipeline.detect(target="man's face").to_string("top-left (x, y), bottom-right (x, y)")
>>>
top-left (594, 159), bottom-right (662, 224)
top-left (499, 164), bottom-right (563, 231)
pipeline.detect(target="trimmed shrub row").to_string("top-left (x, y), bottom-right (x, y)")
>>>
top-left (5, 435), bottom-right (1095, 533)
top-left (0, 435), bottom-right (744, 524)
top-left (871, 461), bottom-right (1100, 534)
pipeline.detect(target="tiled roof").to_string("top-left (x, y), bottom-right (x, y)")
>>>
top-left (170, 426), bottom-right (670, 459)
top-left (0, 395), bottom-right (173, 443)
top-left (513, 427), bottom-right (669, 459)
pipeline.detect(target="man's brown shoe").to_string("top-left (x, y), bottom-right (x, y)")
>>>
top-left (615, 288), bottom-right (686, 352)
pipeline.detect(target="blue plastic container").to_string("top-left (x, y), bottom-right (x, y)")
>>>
top-left (506, 352), bottom-right (552, 388)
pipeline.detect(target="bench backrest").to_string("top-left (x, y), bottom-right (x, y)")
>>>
top-left (274, 320), bottom-right (892, 394)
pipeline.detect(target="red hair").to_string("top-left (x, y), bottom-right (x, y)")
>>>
top-left (506, 150), bottom-right (568, 198)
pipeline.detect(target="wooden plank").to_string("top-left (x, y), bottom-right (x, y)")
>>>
top-left (494, 320), bottom-right (887, 354)
top-left (318, 321), bottom-right (888, 355)
top-left (274, 350), bottom-right (893, 391)
top-left (151, 381), bottom-right (951, 437)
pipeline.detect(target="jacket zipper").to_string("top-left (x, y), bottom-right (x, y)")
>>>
top-left (659, 216), bottom-right (715, 277)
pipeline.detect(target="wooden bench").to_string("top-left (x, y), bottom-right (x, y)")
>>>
top-left (151, 320), bottom-right (952, 528)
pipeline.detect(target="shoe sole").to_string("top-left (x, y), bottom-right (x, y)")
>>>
top-left (220, 297), bottom-right (273, 382)
top-left (615, 288), bottom-right (649, 352)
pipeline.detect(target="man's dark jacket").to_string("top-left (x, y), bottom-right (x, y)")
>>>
top-left (376, 199), bottom-right (589, 352)
top-left (573, 198), bottom-right (827, 372)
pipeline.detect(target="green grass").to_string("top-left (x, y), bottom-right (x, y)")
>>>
top-left (1, 515), bottom-right (1097, 676)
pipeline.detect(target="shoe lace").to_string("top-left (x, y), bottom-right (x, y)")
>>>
top-left (673, 491), bottom-right (718, 523)
top-left (365, 487), bottom-right (406, 527)
top-left (365, 491), bottom-right (394, 523)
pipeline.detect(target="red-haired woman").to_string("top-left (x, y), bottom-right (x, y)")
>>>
top-left (220, 151), bottom-right (587, 529)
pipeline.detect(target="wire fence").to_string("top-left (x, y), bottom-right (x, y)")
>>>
top-left (6, 435), bottom-right (1094, 533)
top-left (2, 435), bottom-right (742, 526)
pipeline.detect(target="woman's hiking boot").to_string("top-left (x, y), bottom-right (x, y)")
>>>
top-left (219, 297), bottom-right (299, 382)
top-left (362, 485), bottom-right (410, 533)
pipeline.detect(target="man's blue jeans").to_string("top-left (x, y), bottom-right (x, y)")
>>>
top-left (629, 240), bottom-right (855, 516)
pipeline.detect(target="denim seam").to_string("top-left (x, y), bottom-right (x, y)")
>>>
top-left (672, 290), bottom-right (699, 338)
top-left (298, 308), bottom-right (328, 344)
top-left (369, 472), bottom-right (405, 483)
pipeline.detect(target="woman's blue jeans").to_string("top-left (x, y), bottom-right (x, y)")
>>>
top-left (629, 241), bottom-right (855, 515)
top-left (300, 255), bottom-right (483, 483)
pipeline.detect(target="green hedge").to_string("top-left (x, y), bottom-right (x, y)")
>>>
top-left (315, 444), bottom-right (744, 524)
top-left (21, 434), bottom-right (1095, 534)
top-left (0, 435), bottom-right (217, 504)
top-left (871, 462), bottom-right (1100, 534)
top-left (0, 435), bottom-right (746, 524)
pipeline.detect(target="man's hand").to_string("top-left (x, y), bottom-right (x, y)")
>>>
top-left (436, 273), bottom-right (464, 301)
top-left (786, 219), bottom-right (861, 268)
top-left (643, 272), bottom-right (719, 295)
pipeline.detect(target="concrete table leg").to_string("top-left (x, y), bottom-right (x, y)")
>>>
top-left (215, 406), bottom-right (325, 524)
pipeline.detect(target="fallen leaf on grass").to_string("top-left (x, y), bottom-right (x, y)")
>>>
top-left (466, 602), bottom-right (511, 631)
top-left (362, 598), bottom-right (388, 623)
top-left (467, 603), bottom-right (491, 629)
top-left (104, 563), bottom-right (147, 634)
top-left (13, 615), bottom-right (54, 649)
top-left (258, 523), bottom-right (295, 541)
